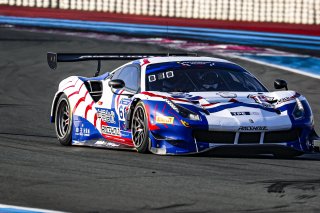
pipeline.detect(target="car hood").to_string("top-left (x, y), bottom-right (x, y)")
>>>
top-left (147, 90), bottom-right (300, 105)
top-left (143, 90), bottom-right (302, 131)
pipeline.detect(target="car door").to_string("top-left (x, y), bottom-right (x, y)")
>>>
top-left (94, 64), bottom-right (141, 146)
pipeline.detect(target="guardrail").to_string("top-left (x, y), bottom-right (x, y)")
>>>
top-left (1, 0), bottom-right (320, 25)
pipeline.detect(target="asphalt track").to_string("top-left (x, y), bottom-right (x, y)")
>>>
top-left (0, 27), bottom-right (320, 213)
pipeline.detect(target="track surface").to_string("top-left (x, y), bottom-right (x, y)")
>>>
top-left (0, 27), bottom-right (320, 212)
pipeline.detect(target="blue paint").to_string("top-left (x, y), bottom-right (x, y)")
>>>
top-left (241, 55), bottom-right (320, 76)
top-left (0, 208), bottom-right (42, 213)
top-left (72, 115), bottom-right (102, 142)
top-left (1, 16), bottom-right (320, 50)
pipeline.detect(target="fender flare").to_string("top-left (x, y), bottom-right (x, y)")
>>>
top-left (50, 91), bottom-right (65, 123)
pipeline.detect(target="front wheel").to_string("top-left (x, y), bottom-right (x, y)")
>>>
top-left (131, 101), bottom-right (150, 153)
top-left (55, 93), bottom-right (72, 146)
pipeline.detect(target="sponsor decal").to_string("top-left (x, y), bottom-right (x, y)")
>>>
top-left (101, 125), bottom-right (120, 136)
top-left (156, 116), bottom-right (174, 124)
top-left (178, 61), bottom-right (215, 66)
top-left (276, 96), bottom-right (295, 105)
top-left (238, 126), bottom-right (268, 131)
top-left (97, 108), bottom-right (116, 124)
top-left (180, 120), bottom-right (190, 127)
top-left (231, 112), bottom-right (250, 116)
top-left (231, 112), bottom-right (259, 116)
top-left (120, 98), bottom-right (131, 105)
top-left (95, 140), bottom-right (120, 147)
top-left (248, 94), bottom-right (277, 105)
top-left (75, 125), bottom-right (91, 136)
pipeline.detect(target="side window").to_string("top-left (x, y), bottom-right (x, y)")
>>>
top-left (111, 68), bottom-right (122, 80)
top-left (117, 66), bottom-right (140, 91)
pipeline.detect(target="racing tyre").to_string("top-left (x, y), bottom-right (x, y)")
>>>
top-left (131, 101), bottom-right (150, 153)
top-left (273, 152), bottom-right (302, 159)
top-left (55, 93), bottom-right (72, 146)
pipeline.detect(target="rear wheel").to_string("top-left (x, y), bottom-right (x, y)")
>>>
top-left (131, 101), bottom-right (150, 153)
top-left (55, 94), bottom-right (72, 146)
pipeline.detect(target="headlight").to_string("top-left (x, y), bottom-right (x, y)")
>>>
top-left (165, 99), bottom-right (201, 121)
top-left (292, 98), bottom-right (305, 120)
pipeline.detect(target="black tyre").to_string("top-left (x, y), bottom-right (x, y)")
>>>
top-left (55, 93), bottom-right (72, 146)
top-left (131, 101), bottom-right (150, 153)
top-left (273, 152), bottom-right (302, 159)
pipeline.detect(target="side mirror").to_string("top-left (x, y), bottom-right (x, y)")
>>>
top-left (108, 79), bottom-right (125, 89)
top-left (274, 79), bottom-right (288, 90)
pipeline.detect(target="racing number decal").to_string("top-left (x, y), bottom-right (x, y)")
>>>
top-left (118, 98), bottom-right (130, 121)
top-left (118, 105), bottom-right (127, 121)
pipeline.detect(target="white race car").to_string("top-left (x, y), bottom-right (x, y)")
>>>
top-left (48, 53), bottom-right (319, 157)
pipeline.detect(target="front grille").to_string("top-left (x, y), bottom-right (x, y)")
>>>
top-left (194, 130), bottom-right (235, 144)
top-left (238, 132), bottom-right (261, 144)
top-left (264, 128), bottom-right (300, 143)
top-left (194, 128), bottom-right (300, 145)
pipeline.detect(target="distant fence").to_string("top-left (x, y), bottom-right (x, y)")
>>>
top-left (1, 0), bottom-right (319, 25)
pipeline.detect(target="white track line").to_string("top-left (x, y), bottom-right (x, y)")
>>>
top-left (234, 55), bottom-right (320, 80)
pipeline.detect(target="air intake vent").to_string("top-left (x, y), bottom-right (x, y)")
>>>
top-left (193, 130), bottom-right (235, 144)
top-left (238, 132), bottom-right (261, 144)
top-left (264, 129), bottom-right (300, 143)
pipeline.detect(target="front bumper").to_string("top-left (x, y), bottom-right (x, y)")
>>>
top-left (149, 125), bottom-right (315, 155)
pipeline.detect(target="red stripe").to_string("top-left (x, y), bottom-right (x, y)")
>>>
top-left (72, 91), bottom-right (89, 114)
top-left (141, 58), bottom-right (150, 66)
top-left (168, 111), bottom-right (180, 121)
top-left (141, 91), bottom-right (190, 103)
top-left (61, 79), bottom-right (73, 88)
top-left (154, 104), bottom-right (168, 128)
top-left (161, 104), bottom-right (166, 113)
top-left (115, 90), bottom-right (124, 109)
top-left (144, 104), bottom-right (160, 131)
top-left (201, 102), bottom-right (219, 107)
top-left (102, 134), bottom-right (134, 146)
top-left (1, 6), bottom-right (319, 36)
top-left (229, 98), bottom-right (238, 103)
top-left (62, 78), bottom-right (80, 91)
top-left (68, 83), bottom-right (85, 98)
top-left (85, 100), bottom-right (95, 119)
top-left (94, 113), bottom-right (97, 127)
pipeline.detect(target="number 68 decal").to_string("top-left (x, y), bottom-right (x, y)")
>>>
top-left (148, 71), bottom-right (174, 82)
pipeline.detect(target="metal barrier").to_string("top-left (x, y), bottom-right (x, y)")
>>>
top-left (1, 0), bottom-right (319, 25)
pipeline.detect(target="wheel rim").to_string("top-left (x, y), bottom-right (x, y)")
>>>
top-left (132, 106), bottom-right (146, 148)
top-left (57, 100), bottom-right (70, 138)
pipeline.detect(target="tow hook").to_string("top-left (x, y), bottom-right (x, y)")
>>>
top-left (309, 129), bottom-right (320, 152)
top-left (314, 139), bottom-right (320, 152)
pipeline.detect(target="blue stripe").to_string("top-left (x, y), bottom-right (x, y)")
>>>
top-left (111, 89), bottom-right (118, 109)
top-left (207, 102), bottom-right (290, 114)
top-left (0, 208), bottom-right (42, 213)
top-left (1, 16), bottom-right (320, 50)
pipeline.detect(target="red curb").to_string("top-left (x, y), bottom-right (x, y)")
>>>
top-left (0, 5), bottom-right (319, 36)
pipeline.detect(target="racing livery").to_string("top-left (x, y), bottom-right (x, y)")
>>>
top-left (48, 53), bottom-right (319, 157)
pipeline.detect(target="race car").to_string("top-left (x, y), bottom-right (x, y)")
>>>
top-left (47, 52), bottom-right (319, 157)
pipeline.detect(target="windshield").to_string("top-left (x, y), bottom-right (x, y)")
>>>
top-left (145, 62), bottom-right (267, 92)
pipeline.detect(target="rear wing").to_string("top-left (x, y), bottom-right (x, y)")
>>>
top-left (47, 52), bottom-right (197, 70)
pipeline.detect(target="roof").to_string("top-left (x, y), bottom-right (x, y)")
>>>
top-left (136, 56), bottom-right (233, 65)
